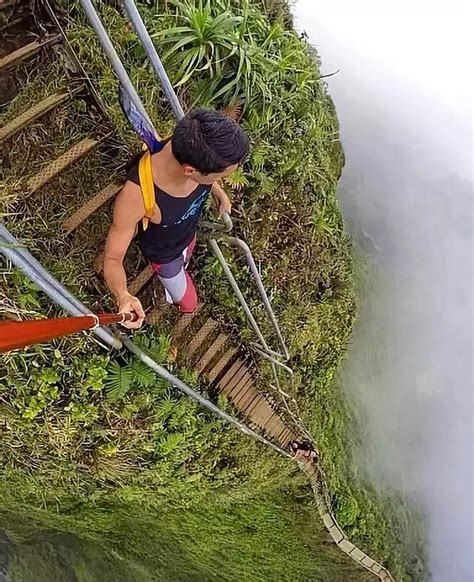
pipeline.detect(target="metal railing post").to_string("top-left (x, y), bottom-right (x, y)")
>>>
top-left (120, 0), bottom-right (185, 120)
top-left (250, 344), bottom-right (294, 374)
top-left (209, 238), bottom-right (267, 349)
top-left (226, 236), bottom-right (289, 359)
top-left (208, 238), bottom-right (281, 387)
top-left (79, 0), bottom-right (155, 131)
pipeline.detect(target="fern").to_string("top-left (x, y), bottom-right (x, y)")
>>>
top-left (134, 333), bottom-right (171, 364)
top-left (167, 402), bottom-right (192, 431)
top-left (153, 377), bottom-right (171, 394)
top-left (154, 397), bottom-right (176, 421)
top-left (149, 334), bottom-right (172, 363)
top-left (177, 367), bottom-right (199, 386)
top-left (250, 144), bottom-right (268, 171)
top-left (128, 359), bottom-right (156, 389)
top-left (104, 362), bottom-right (133, 403)
top-left (156, 432), bottom-right (186, 456)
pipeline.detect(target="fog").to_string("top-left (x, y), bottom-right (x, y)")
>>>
top-left (293, 1), bottom-right (473, 580)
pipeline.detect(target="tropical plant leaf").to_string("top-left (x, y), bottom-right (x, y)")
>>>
top-left (129, 359), bottom-right (156, 389)
top-left (151, 26), bottom-right (194, 39)
top-left (154, 397), bottom-right (177, 421)
top-left (104, 361), bottom-right (133, 403)
top-left (221, 103), bottom-right (243, 122)
top-left (156, 432), bottom-right (186, 456)
top-left (225, 167), bottom-right (249, 189)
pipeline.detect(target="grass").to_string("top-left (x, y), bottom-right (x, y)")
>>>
top-left (1, 494), bottom-right (376, 582)
top-left (0, 0), bottom-right (428, 580)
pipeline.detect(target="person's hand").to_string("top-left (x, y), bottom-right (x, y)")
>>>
top-left (117, 293), bottom-right (145, 329)
top-left (217, 193), bottom-right (232, 216)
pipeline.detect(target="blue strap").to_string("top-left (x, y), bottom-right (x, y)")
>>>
top-left (119, 85), bottom-right (162, 152)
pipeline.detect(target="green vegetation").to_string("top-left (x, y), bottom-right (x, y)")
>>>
top-left (1, 274), bottom-right (373, 581)
top-left (0, 0), bottom-right (427, 580)
top-left (2, 496), bottom-right (376, 582)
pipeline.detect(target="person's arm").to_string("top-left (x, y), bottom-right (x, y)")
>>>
top-left (211, 181), bottom-right (232, 215)
top-left (103, 181), bottom-right (146, 329)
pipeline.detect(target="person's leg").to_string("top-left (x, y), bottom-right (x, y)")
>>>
top-left (152, 238), bottom-right (198, 313)
top-left (184, 235), bottom-right (197, 267)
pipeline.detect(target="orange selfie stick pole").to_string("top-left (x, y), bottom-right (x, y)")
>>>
top-left (0, 313), bottom-right (135, 353)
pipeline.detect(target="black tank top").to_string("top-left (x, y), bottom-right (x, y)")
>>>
top-left (127, 155), bottom-right (211, 264)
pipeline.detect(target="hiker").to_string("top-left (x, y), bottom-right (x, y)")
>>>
top-left (103, 108), bottom-right (249, 329)
top-left (290, 440), bottom-right (319, 463)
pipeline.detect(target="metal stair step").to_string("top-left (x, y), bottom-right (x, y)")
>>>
top-left (262, 414), bottom-right (281, 438)
top-left (245, 397), bottom-right (267, 421)
top-left (276, 422), bottom-right (289, 438)
top-left (228, 371), bottom-right (252, 401)
top-left (267, 415), bottom-right (287, 438)
top-left (27, 137), bottom-right (98, 193)
top-left (184, 318), bottom-right (218, 358)
top-left (0, 34), bottom-right (61, 69)
top-left (278, 424), bottom-right (293, 445)
top-left (242, 393), bottom-right (264, 417)
top-left (128, 265), bottom-right (154, 296)
top-left (283, 431), bottom-right (298, 448)
top-left (63, 181), bottom-right (122, 234)
top-left (217, 359), bottom-right (245, 392)
top-left (280, 430), bottom-right (296, 448)
top-left (207, 347), bottom-right (236, 383)
top-left (232, 377), bottom-right (255, 407)
top-left (195, 332), bottom-right (228, 373)
top-left (0, 91), bottom-right (72, 143)
top-left (249, 401), bottom-right (274, 428)
top-left (221, 364), bottom-right (249, 397)
top-left (236, 382), bottom-right (257, 410)
top-left (171, 307), bottom-right (201, 339)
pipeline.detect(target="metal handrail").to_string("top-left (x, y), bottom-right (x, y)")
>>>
top-left (120, 0), bottom-right (185, 121)
top-left (79, 0), bottom-right (155, 131)
top-left (222, 235), bottom-right (289, 359)
top-left (208, 238), bottom-right (282, 388)
top-left (250, 344), bottom-right (294, 375)
top-left (200, 212), bottom-right (233, 233)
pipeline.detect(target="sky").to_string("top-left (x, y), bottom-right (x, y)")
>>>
top-left (293, 1), bottom-right (473, 580)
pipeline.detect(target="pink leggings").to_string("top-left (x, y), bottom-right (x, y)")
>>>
top-left (150, 237), bottom-right (198, 313)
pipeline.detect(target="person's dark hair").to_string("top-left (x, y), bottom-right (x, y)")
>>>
top-left (171, 108), bottom-right (249, 174)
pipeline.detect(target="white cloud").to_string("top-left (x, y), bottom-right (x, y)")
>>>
top-left (293, 1), bottom-right (473, 580)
